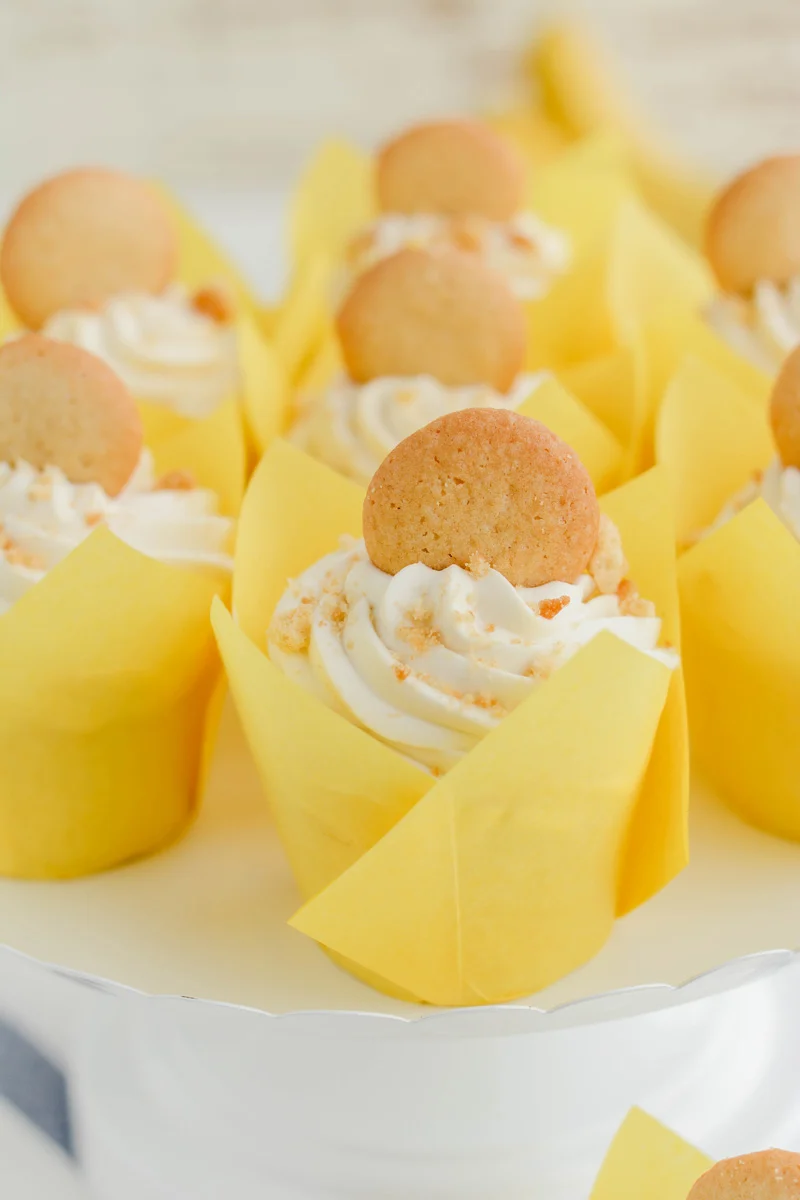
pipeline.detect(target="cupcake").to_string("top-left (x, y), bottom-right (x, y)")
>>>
top-left (0, 335), bottom-right (232, 878)
top-left (0, 167), bottom-right (284, 508)
top-left (705, 157), bottom-right (800, 375)
top-left (657, 354), bottom-right (800, 840)
top-left (279, 118), bottom-right (579, 397)
top-left (290, 246), bottom-right (621, 491)
top-left (214, 408), bottom-right (686, 1005)
top-left (346, 119), bottom-right (571, 302)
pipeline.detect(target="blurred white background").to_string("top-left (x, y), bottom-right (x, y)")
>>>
top-left (0, 0), bottom-right (799, 200)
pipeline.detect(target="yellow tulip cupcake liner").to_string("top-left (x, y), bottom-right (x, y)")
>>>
top-left (0, 183), bottom-right (288, 509)
top-left (657, 357), bottom-right (800, 841)
top-left (212, 437), bottom-right (687, 1007)
top-left (0, 528), bottom-right (227, 880)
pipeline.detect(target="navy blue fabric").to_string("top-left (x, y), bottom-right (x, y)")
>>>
top-left (0, 1018), bottom-right (72, 1154)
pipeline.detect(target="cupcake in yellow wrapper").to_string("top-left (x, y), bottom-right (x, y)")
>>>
top-left (282, 121), bottom-right (628, 387)
top-left (592, 1107), bottom-right (800, 1200)
top-left (658, 353), bottom-right (800, 840)
top-left (0, 167), bottom-right (286, 507)
top-left (214, 403), bottom-right (686, 1007)
top-left (0, 334), bottom-right (233, 879)
top-left (288, 245), bottom-right (622, 493)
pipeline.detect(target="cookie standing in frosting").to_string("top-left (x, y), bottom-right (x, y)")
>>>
top-left (704, 345), bottom-right (800, 543)
top-left (706, 156), bottom-right (800, 373)
top-left (1, 168), bottom-right (239, 419)
top-left (291, 247), bottom-right (542, 485)
top-left (687, 1150), bottom-right (800, 1200)
top-left (0, 336), bottom-right (233, 615)
top-left (346, 118), bottom-right (570, 301)
top-left (271, 409), bottom-right (676, 772)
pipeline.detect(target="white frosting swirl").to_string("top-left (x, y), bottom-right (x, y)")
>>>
top-left (269, 538), bottom-right (678, 773)
top-left (348, 212), bottom-right (571, 301)
top-left (0, 452), bottom-right (233, 615)
top-left (704, 458), bottom-right (800, 543)
top-left (707, 279), bottom-right (800, 374)
top-left (290, 372), bottom-right (544, 485)
top-left (43, 285), bottom-right (239, 418)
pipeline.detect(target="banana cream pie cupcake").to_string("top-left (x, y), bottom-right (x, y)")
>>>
top-left (1, 168), bottom-right (240, 420)
top-left (291, 247), bottom-right (545, 484)
top-left (706, 156), bottom-right (800, 374)
top-left (0, 334), bottom-right (233, 614)
top-left (272, 407), bottom-right (676, 773)
top-left (703, 346), bottom-right (800, 543)
top-left (346, 119), bottom-right (570, 301)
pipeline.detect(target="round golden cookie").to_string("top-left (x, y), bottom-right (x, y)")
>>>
top-left (0, 334), bottom-right (143, 496)
top-left (687, 1151), bottom-right (800, 1200)
top-left (376, 119), bottom-right (526, 221)
top-left (1, 167), bottom-right (177, 329)
top-left (363, 407), bottom-right (599, 587)
top-left (336, 247), bottom-right (526, 392)
top-left (706, 156), bottom-right (800, 294)
top-left (770, 344), bottom-right (800, 468)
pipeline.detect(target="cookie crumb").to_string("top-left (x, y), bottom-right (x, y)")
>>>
top-left (450, 216), bottom-right (484, 253)
top-left (3, 538), bottom-right (45, 570)
top-left (398, 602), bottom-right (443, 653)
top-left (270, 599), bottom-right (315, 654)
top-left (192, 284), bottom-right (235, 325)
top-left (617, 578), bottom-right (656, 618)
top-left (156, 469), bottom-right (197, 492)
top-left (466, 552), bottom-right (491, 578)
top-left (538, 595), bottom-right (570, 620)
top-left (589, 514), bottom-right (628, 595)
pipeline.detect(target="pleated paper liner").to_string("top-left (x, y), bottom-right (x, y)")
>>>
top-left (212, 435), bottom-right (687, 1006)
top-left (0, 182), bottom-right (288, 505)
top-left (0, 530), bottom-right (227, 879)
top-left (657, 358), bottom-right (800, 842)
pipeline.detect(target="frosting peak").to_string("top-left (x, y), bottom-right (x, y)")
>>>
top-left (269, 537), bottom-right (677, 773)
top-left (43, 285), bottom-right (239, 418)
top-left (0, 451), bottom-right (233, 615)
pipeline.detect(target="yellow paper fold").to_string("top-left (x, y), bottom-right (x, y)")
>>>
top-left (559, 343), bottom-right (648, 479)
top-left (215, 445), bottom-right (686, 1005)
top-left (151, 183), bottom-right (262, 316)
top-left (271, 254), bottom-right (337, 388)
top-left (0, 530), bottom-right (226, 879)
top-left (680, 501), bottom-right (800, 841)
top-left (485, 107), bottom-right (567, 168)
top-left (591, 1108), bottom-right (712, 1200)
top-left (138, 397), bottom-right (245, 518)
top-left (531, 22), bottom-right (715, 249)
top-left (656, 357), bottom-right (774, 547)
top-left (290, 139), bottom-right (374, 272)
top-left (526, 197), bottom-right (713, 375)
top-left (518, 376), bottom-right (623, 492)
top-left (529, 131), bottom-right (634, 259)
